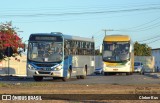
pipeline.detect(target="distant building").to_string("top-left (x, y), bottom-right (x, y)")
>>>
top-left (152, 48), bottom-right (160, 72)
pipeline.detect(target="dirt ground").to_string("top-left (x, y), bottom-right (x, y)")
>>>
top-left (0, 83), bottom-right (160, 103)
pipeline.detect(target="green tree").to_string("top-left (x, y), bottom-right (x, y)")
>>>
top-left (134, 41), bottom-right (151, 56)
top-left (0, 22), bottom-right (24, 61)
top-left (95, 49), bottom-right (102, 55)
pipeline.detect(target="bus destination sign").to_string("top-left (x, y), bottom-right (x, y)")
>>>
top-left (35, 37), bottom-right (57, 41)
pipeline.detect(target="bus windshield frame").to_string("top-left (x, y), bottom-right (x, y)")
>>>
top-left (102, 41), bottom-right (130, 62)
top-left (27, 35), bottom-right (63, 63)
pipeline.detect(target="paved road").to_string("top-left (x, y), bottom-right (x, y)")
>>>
top-left (0, 73), bottom-right (160, 85)
top-left (67, 73), bottom-right (160, 85)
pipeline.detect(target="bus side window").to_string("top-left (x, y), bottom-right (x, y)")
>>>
top-left (64, 40), bottom-right (69, 59)
top-left (64, 49), bottom-right (68, 59)
top-left (32, 47), bottom-right (38, 58)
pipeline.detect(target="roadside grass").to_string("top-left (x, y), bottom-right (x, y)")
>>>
top-left (0, 83), bottom-right (9, 87)
top-left (0, 82), bottom-right (51, 88)
top-left (20, 82), bottom-right (49, 87)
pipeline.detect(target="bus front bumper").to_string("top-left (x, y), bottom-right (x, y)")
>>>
top-left (30, 70), bottom-right (63, 77)
top-left (28, 70), bottom-right (63, 77)
top-left (103, 67), bottom-right (132, 72)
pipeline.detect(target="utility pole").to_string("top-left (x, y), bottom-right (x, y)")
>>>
top-left (102, 29), bottom-right (114, 36)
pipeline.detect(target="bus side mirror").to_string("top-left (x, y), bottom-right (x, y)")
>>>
top-left (99, 44), bottom-right (102, 54)
top-left (24, 44), bottom-right (26, 52)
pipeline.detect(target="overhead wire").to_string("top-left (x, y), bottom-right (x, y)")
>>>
top-left (138, 32), bottom-right (160, 42)
top-left (0, 4), bottom-right (157, 25)
top-left (146, 37), bottom-right (160, 44)
top-left (0, 6), bottom-right (160, 18)
top-left (1, 3), bottom-right (160, 12)
top-left (113, 16), bottom-right (160, 32)
top-left (12, 10), bottom-right (159, 24)
top-left (122, 16), bottom-right (160, 30)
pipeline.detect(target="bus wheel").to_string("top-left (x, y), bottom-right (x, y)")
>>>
top-left (80, 75), bottom-right (86, 79)
top-left (126, 72), bottom-right (130, 75)
top-left (62, 70), bottom-right (71, 82)
top-left (80, 70), bottom-right (87, 79)
top-left (130, 72), bottom-right (133, 75)
top-left (53, 77), bottom-right (60, 80)
top-left (104, 72), bottom-right (108, 76)
top-left (33, 76), bottom-right (43, 81)
top-left (76, 76), bottom-right (80, 79)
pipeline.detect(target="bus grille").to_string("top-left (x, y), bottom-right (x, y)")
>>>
top-left (38, 71), bottom-right (51, 74)
top-left (35, 63), bottom-right (56, 67)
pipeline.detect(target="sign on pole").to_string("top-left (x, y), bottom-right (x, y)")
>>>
top-left (5, 47), bottom-right (13, 57)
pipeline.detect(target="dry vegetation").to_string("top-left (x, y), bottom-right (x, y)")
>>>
top-left (0, 83), bottom-right (160, 103)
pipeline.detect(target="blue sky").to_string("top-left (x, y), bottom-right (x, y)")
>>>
top-left (0, 0), bottom-right (160, 49)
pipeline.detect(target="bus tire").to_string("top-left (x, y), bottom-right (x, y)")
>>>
top-left (80, 68), bottom-right (87, 79)
top-left (80, 73), bottom-right (87, 79)
top-left (33, 76), bottom-right (43, 81)
top-left (53, 77), bottom-right (60, 80)
top-left (130, 72), bottom-right (133, 75)
top-left (104, 72), bottom-right (108, 76)
top-left (80, 75), bottom-right (86, 79)
top-left (76, 76), bottom-right (80, 79)
top-left (62, 70), bottom-right (71, 82)
top-left (126, 72), bottom-right (130, 75)
top-left (85, 65), bottom-right (87, 75)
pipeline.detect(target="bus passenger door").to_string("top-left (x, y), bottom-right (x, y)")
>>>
top-left (63, 53), bottom-right (69, 77)
top-left (63, 55), bottom-right (74, 77)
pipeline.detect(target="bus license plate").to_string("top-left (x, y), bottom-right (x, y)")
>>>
top-left (113, 69), bottom-right (118, 71)
top-left (45, 68), bottom-right (51, 71)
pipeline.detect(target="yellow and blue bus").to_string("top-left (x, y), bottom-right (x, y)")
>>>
top-left (27, 32), bottom-right (95, 81)
top-left (102, 35), bottom-right (134, 75)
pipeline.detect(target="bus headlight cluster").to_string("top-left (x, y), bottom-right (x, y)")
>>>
top-left (54, 64), bottom-right (62, 71)
top-left (125, 61), bottom-right (130, 66)
top-left (103, 63), bottom-right (106, 70)
top-left (28, 64), bottom-right (35, 70)
top-left (103, 63), bottom-right (106, 67)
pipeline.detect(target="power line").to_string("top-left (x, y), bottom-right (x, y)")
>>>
top-left (136, 31), bottom-right (160, 44)
top-left (132, 21), bottom-right (160, 31)
top-left (138, 33), bottom-right (160, 42)
top-left (115, 21), bottom-right (160, 32)
top-left (1, 6), bottom-right (160, 18)
top-left (5, 8), bottom-right (158, 24)
top-left (123, 16), bottom-right (160, 30)
top-left (146, 38), bottom-right (160, 44)
top-left (1, 3), bottom-right (160, 12)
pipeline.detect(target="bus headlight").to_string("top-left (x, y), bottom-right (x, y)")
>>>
top-left (103, 63), bottom-right (106, 70)
top-left (103, 63), bottom-right (106, 67)
top-left (28, 64), bottom-right (35, 70)
top-left (125, 61), bottom-right (130, 66)
top-left (54, 64), bottom-right (62, 71)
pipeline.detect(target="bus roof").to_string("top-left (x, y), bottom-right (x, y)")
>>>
top-left (63, 35), bottom-right (94, 42)
top-left (103, 35), bottom-right (130, 42)
top-left (29, 32), bottom-right (94, 42)
top-left (30, 32), bottom-right (63, 37)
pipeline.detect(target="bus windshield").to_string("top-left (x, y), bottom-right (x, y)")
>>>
top-left (28, 41), bottom-right (63, 62)
top-left (102, 41), bottom-right (130, 62)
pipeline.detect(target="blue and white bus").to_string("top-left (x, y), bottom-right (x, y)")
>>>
top-left (27, 32), bottom-right (95, 81)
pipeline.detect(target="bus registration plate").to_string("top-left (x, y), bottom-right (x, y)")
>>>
top-left (113, 69), bottom-right (118, 71)
top-left (45, 68), bottom-right (51, 71)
